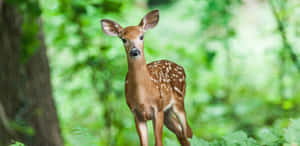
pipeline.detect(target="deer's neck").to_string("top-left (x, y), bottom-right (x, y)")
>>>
top-left (127, 57), bottom-right (151, 86)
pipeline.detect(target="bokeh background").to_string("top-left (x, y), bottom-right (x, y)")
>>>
top-left (1, 0), bottom-right (300, 145)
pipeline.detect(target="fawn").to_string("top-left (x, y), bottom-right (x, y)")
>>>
top-left (101, 9), bottom-right (192, 146)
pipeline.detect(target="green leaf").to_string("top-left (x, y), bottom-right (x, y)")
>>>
top-left (223, 131), bottom-right (248, 143)
top-left (223, 131), bottom-right (259, 146)
top-left (258, 128), bottom-right (281, 145)
top-left (190, 137), bottom-right (210, 146)
top-left (10, 141), bottom-right (25, 146)
top-left (284, 118), bottom-right (300, 144)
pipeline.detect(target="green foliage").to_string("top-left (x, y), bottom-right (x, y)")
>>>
top-left (257, 128), bottom-right (284, 145)
top-left (36, 0), bottom-right (300, 145)
top-left (21, 14), bottom-right (40, 63)
top-left (10, 121), bottom-right (35, 136)
top-left (191, 131), bottom-right (260, 146)
top-left (9, 141), bottom-right (25, 146)
top-left (5, 0), bottom-right (42, 63)
top-left (198, 0), bottom-right (241, 69)
top-left (222, 131), bottom-right (257, 145)
top-left (190, 118), bottom-right (300, 146)
top-left (284, 118), bottom-right (300, 144)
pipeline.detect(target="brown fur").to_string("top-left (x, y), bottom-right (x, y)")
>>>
top-left (121, 26), bottom-right (143, 40)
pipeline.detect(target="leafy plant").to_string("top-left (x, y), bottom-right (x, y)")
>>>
top-left (10, 141), bottom-right (25, 146)
top-left (190, 118), bottom-right (300, 146)
top-left (284, 118), bottom-right (300, 145)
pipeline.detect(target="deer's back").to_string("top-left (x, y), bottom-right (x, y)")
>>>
top-left (147, 60), bottom-right (186, 97)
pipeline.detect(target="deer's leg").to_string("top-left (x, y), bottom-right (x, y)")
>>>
top-left (164, 110), bottom-right (181, 134)
top-left (164, 110), bottom-right (190, 146)
top-left (135, 117), bottom-right (149, 146)
top-left (173, 103), bottom-right (193, 139)
top-left (152, 110), bottom-right (164, 146)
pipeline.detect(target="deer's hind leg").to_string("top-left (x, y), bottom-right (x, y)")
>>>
top-left (172, 101), bottom-right (193, 139)
top-left (164, 110), bottom-right (190, 146)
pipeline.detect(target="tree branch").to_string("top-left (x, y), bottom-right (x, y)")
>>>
top-left (269, 0), bottom-right (300, 72)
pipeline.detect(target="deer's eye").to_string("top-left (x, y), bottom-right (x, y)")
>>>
top-left (121, 38), bottom-right (127, 43)
top-left (140, 35), bottom-right (143, 40)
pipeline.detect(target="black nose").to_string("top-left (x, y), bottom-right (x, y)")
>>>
top-left (129, 48), bottom-right (141, 57)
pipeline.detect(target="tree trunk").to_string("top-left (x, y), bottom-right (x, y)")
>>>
top-left (0, 2), bottom-right (63, 146)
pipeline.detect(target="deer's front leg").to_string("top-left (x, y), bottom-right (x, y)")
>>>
top-left (153, 110), bottom-right (164, 146)
top-left (135, 117), bottom-right (148, 146)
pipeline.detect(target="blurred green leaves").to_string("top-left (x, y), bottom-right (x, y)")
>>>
top-left (190, 118), bottom-right (300, 146)
top-left (284, 118), bottom-right (300, 144)
top-left (21, 14), bottom-right (40, 63)
top-left (5, 0), bottom-right (42, 63)
top-left (9, 141), bottom-right (25, 146)
top-left (36, 0), bottom-right (300, 145)
top-left (258, 128), bottom-right (284, 145)
top-left (222, 131), bottom-right (258, 146)
top-left (6, 0), bottom-right (42, 17)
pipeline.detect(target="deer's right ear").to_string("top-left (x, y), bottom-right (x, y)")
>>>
top-left (101, 19), bottom-right (122, 36)
top-left (139, 9), bottom-right (159, 32)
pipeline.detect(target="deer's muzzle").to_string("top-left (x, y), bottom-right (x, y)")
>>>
top-left (129, 48), bottom-right (141, 57)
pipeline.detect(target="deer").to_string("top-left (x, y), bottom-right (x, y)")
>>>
top-left (101, 9), bottom-right (192, 146)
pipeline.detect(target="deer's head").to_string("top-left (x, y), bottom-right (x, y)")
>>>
top-left (101, 10), bottom-right (159, 62)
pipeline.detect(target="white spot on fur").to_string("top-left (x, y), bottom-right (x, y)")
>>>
top-left (174, 86), bottom-right (183, 96)
top-left (178, 124), bottom-right (182, 132)
top-left (176, 66), bottom-right (182, 70)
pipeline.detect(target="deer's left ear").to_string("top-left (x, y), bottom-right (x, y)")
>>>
top-left (139, 9), bottom-right (159, 32)
top-left (101, 19), bottom-right (122, 37)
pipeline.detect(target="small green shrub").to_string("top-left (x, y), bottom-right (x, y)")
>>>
top-left (10, 141), bottom-right (25, 146)
top-left (190, 118), bottom-right (300, 146)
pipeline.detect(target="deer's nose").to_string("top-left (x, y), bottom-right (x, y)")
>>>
top-left (129, 48), bottom-right (141, 57)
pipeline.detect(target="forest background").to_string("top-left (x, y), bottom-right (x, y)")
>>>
top-left (1, 0), bottom-right (300, 145)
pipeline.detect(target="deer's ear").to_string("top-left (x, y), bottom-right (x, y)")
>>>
top-left (101, 19), bottom-right (122, 36)
top-left (139, 9), bottom-right (159, 32)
